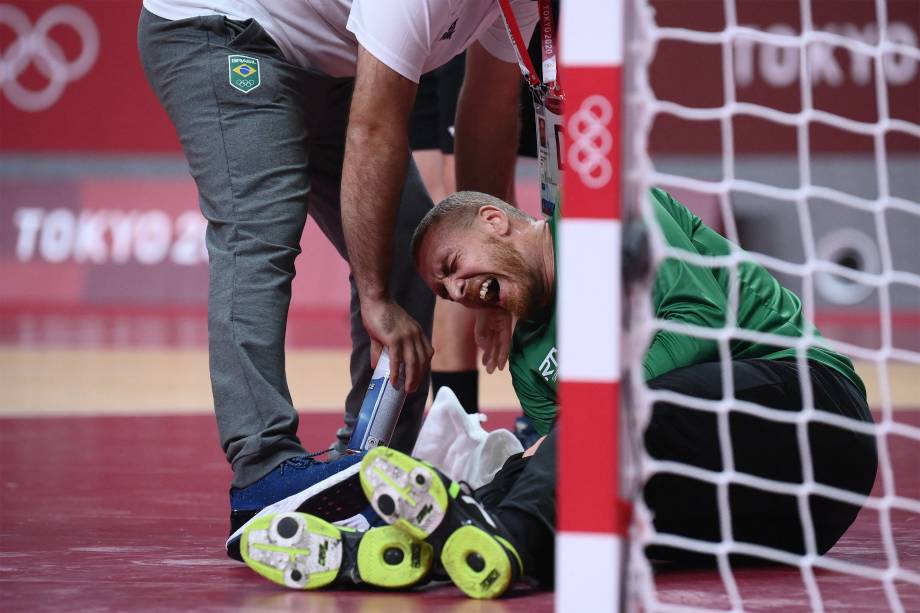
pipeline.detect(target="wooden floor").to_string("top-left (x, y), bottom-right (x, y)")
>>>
top-left (0, 347), bottom-right (522, 417)
top-left (1, 346), bottom-right (916, 417)
top-left (2, 310), bottom-right (919, 611)
top-left (1, 411), bottom-right (917, 612)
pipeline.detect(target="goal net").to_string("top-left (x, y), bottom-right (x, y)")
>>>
top-left (557, 0), bottom-right (920, 611)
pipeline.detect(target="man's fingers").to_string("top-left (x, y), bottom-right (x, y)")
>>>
top-left (388, 345), bottom-right (405, 390)
top-left (474, 309), bottom-right (512, 374)
top-left (522, 435), bottom-right (546, 458)
top-left (473, 312), bottom-right (491, 351)
top-left (474, 330), bottom-right (489, 352)
top-left (404, 340), bottom-right (421, 393)
top-left (498, 324), bottom-right (511, 370)
top-left (483, 334), bottom-right (498, 374)
top-left (409, 330), bottom-right (433, 393)
top-left (361, 301), bottom-right (433, 394)
top-left (490, 330), bottom-right (503, 371)
top-left (397, 335), bottom-right (423, 394)
top-left (498, 339), bottom-right (510, 371)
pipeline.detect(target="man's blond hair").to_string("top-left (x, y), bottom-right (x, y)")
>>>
top-left (410, 191), bottom-right (532, 263)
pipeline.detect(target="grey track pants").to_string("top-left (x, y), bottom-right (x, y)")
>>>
top-left (137, 9), bottom-right (434, 488)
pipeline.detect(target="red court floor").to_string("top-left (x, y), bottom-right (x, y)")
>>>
top-left (2, 409), bottom-right (918, 612)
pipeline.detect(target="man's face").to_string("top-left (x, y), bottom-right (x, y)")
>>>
top-left (416, 219), bottom-right (545, 320)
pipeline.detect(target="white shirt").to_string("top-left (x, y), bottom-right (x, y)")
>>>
top-left (142, 0), bottom-right (538, 82)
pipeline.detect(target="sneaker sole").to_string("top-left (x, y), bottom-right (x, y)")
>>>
top-left (242, 511), bottom-right (433, 590)
top-left (358, 523), bottom-right (434, 588)
top-left (241, 512), bottom-right (346, 589)
top-left (442, 525), bottom-right (518, 599)
top-left (359, 447), bottom-right (450, 541)
top-left (359, 448), bottom-right (519, 599)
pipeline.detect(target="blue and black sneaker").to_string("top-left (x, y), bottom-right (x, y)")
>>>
top-left (226, 453), bottom-right (367, 561)
top-left (359, 447), bottom-right (524, 599)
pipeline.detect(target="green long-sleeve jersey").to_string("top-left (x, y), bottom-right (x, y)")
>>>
top-left (508, 188), bottom-right (866, 436)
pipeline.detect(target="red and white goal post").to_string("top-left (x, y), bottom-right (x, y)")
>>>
top-left (556, 0), bottom-right (920, 611)
top-left (557, 0), bottom-right (627, 610)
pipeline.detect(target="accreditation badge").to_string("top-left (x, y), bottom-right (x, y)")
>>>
top-left (533, 90), bottom-right (564, 218)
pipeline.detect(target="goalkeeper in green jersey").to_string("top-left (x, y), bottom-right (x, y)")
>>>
top-left (240, 189), bottom-right (877, 598)
top-left (405, 188), bottom-right (875, 586)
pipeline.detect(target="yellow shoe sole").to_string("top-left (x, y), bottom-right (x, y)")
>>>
top-left (442, 525), bottom-right (519, 599)
top-left (241, 512), bottom-right (345, 589)
top-left (242, 511), bottom-right (433, 590)
top-left (358, 524), bottom-right (434, 588)
top-left (360, 447), bottom-right (523, 599)
top-left (359, 447), bottom-right (450, 541)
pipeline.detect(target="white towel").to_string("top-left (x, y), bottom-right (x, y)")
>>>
top-left (411, 387), bottom-right (524, 490)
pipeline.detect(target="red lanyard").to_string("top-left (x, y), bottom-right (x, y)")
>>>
top-left (498, 0), bottom-right (561, 94)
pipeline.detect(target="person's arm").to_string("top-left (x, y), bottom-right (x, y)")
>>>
top-left (642, 193), bottom-right (729, 379)
top-left (341, 45), bottom-right (433, 393)
top-left (475, 308), bottom-right (513, 373)
top-left (523, 435), bottom-right (546, 457)
top-left (454, 41), bottom-right (522, 196)
top-left (509, 353), bottom-right (558, 436)
top-left (454, 41), bottom-right (523, 368)
top-left (642, 264), bottom-right (725, 380)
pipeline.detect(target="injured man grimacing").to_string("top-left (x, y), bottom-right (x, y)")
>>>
top-left (238, 189), bottom-right (878, 599)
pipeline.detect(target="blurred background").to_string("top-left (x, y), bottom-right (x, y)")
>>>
top-left (2, 0), bottom-right (916, 420)
top-left (0, 0), bottom-right (531, 419)
top-left (631, 0), bottom-right (920, 409)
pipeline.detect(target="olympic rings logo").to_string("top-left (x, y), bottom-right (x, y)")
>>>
top-left (0, 4), bottom-right (99, 112)
top-left (567, 95), bottom-right (614, 189)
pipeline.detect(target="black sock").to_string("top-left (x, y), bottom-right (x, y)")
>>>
top-left (431, 370), bottom-right (479, 414)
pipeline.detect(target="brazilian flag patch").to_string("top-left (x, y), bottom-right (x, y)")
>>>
top-left (228, 55), bottom-right (260, 93)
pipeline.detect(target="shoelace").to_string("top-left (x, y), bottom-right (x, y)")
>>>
top-left (279, 446), bottom-right (356, 473)
top-left (304, 446), bottom-right (336, 459)
top-left (279, 456), bottom-right (317, 474)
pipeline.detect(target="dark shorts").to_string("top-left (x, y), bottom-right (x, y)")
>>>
top-left (643, 358), bottom-right (878, 563)
top-left (475, 358), bottom-right (877, 581)
top-left (409, 53), bottom-right (465, 153)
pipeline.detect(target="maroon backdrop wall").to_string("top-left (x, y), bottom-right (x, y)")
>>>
top-left (0, 0), bottom-right (916, 311)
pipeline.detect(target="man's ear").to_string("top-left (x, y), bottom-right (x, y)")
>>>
top-left (477, 205), bottom-right (510, 236)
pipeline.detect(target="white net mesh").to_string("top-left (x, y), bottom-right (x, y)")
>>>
top-left (621, 0), bottom-right (920, 610)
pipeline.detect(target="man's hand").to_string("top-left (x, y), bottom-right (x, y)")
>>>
top-left (453, 44), bottom-right (520, 376)
top-left (475, 308), bottom-right (512, 374)
top-left (362, 298), bottom-right (434, 393)
top-left (341, 46), bottom-right (434, 388)
top-left (523, 435), bottom-right (546, 458)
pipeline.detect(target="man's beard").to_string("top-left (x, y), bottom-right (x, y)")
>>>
top-left (486, 237), bottom-right (546, 320)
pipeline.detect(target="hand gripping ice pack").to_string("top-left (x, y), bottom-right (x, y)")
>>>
top-left (347, 348), bottom-right (407, 452)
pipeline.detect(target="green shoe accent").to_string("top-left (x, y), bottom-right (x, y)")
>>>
top-left (241, 512), bottom-right (344, 590)
top-left (441, 525), bottom-right (520, 599)
top-left (360, 447), bottom-right (449, 541)
top-left (356, 525), bottom-right (434, 588)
